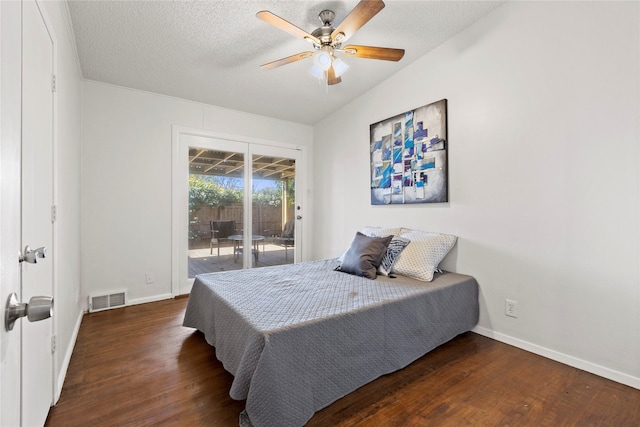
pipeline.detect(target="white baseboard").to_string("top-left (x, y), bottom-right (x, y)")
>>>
top-left (54, 309), bottom-right (83, 403)
top-left (126, 293), bottom-right (174, 307)
top-left (180, 281), bottom-right (193, 296)
top-left (472, 325), bottom-right (640, 390)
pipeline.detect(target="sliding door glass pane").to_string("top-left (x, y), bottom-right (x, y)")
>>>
top-left (188, 148), bottom-right (244, 277)
top-left (252, 154), bottom-right (295, 267)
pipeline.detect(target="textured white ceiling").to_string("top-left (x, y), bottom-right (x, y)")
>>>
top-left (67, 0), bottom-right (503, 125)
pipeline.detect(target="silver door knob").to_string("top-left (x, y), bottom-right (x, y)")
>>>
top-left (5, 293), bottom-right (53, 331)
top-left (19, 245), bottom-right (46, 263)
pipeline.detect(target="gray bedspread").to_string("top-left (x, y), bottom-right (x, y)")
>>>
top-left (183, 258), bottom-right (479, 426)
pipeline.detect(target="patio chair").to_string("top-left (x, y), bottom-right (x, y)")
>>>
top-left (210, 220), bottom-right (237, 256)
top-left (266, 219), bottom-right (295, 261)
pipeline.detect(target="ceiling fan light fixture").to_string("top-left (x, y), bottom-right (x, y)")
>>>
top-left (332, 57), bottom-right (349, 77)
top-left (313, 51), bottom-right (332, 71)
top-left (310, 65), bottom-right (324, 79)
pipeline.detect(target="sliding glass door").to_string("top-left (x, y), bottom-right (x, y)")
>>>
top-left (188, 146), bottom-right (246, 275)
top-left (175, 132), bottom-right (301, 294)
top-left (251, 145), bottom-right (299, 267)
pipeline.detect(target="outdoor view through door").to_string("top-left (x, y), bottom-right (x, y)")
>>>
top-left (188, 149), bottom-right (296, 277)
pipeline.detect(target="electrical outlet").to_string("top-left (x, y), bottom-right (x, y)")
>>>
top-left (145, 274), bottom-right (154, 284)
top-left (505, 299), bottom-right (518, 318)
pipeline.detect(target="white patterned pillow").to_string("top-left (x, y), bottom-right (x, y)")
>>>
top-left (377, 236), bottom-right (410, 276)
top-left (360, 226), bottom-right (402, 237)
top-left (391, 231), bottom-right (457, 281)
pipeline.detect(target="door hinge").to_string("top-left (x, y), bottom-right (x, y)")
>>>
top-left (51, 205), bottom-right (57, 223)
top-left (51, 335), bottom-right (57, 354)
top-left (51, 74), bottom-right (56, 92)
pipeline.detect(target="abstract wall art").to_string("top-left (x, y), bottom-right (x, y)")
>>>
top-left (370, 99), bottom-right (448, 205)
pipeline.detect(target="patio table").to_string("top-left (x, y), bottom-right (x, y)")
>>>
top-left (228, 235), bottom-right (265, 262)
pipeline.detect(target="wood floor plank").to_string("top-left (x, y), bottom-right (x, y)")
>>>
top-left (46, 298), bottom-right (640, 427)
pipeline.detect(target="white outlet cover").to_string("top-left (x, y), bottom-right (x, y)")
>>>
top-left (505, 299), bottom-right (518, 318)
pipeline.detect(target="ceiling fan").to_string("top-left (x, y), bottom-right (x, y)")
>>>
top-left (256, 0), bottom-right (405, 85)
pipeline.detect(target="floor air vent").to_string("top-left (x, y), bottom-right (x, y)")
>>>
top-left (89, 290), bottom-right (127, 312)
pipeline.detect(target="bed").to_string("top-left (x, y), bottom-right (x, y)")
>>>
top-left (183, 257), bottom-right (479, 426)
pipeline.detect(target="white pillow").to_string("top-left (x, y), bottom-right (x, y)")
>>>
top-left (391, 230), bottom-right (457, 281)
top-left (360, 226), bottom-right (402, 237)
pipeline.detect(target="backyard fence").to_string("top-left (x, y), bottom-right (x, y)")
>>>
top-left (189, 203), bottom-right (294, 248)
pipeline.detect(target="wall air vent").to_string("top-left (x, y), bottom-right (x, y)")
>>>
top-left (88, 290), bottom-right (127, 313)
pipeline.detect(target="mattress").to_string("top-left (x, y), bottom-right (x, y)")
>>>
top-left (183, 258), bottom-right (479, 426)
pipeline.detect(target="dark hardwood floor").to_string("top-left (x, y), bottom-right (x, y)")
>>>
top-left (46, 297), bottom-right (640, 427)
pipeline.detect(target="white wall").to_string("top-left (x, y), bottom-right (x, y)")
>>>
top-left (313, 1), bottom-right (639, 388)
top-left (81, 82), bottom-right (313, 305)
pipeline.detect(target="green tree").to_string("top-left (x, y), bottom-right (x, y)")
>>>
top-left (252, 179), bottom-right (295, 206)
top-left (190, 175), bottom-right (295, 212)
top-left (189, 175), bottom-right (214, 215)
top-left (253, 184), bottom-right (282, 206)
top-left (284, 179), bottom-right (295, 206)
top-left (189, 175), bottom-right (242, 215)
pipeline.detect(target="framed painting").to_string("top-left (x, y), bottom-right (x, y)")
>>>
top-left (370, 99), bottom-right (448, 205)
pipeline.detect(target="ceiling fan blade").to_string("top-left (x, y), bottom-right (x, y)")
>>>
top-left (331, 0), bottom-right (385, 44)
top-left (342, 45), bottom-right (405, 61)
top-left (327, 66), bottom-right (342, 85)
top-left (256, 11), bottom-right (321, 45)
top-left (260, 52), bottom-right (314, 70)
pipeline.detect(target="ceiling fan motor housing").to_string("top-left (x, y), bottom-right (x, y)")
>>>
top-left (318, 10), bottom-right (335, 25)
top-left (313, 10), bottom-right (339, 47)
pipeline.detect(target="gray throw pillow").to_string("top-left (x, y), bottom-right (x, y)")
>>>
top-left (338, 232), bottom-right (393, 279)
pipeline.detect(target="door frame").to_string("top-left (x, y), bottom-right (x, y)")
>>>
top-left (171, 126), bottom-right (306, 296)
top-left (22, 0), bottom-right (59, 413)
